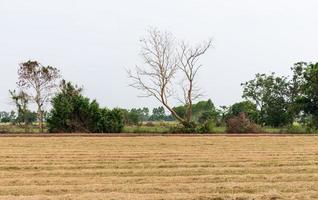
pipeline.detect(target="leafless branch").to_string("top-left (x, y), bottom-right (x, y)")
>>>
top-left (128, 28), bottom-right (212, 127)
top-left (177, 39), bottom-right (212, 122)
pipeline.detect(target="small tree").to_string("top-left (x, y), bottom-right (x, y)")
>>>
top-left (17, 61), bottom-right (61, 132)
top-left (149, 106), bottom-right (167, 121)
top-left (128, 28), bottom-right (212, 130)
top-left (0, 111), bottom-right (14, 123)
top-left (9, 90), bottom-right (30, 131)
top-left (226, 101), bottom-right (259, 123)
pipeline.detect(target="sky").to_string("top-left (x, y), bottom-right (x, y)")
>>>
top-left (1, 0), bottom-right (318, 111)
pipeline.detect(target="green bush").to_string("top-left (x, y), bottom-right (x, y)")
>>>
top-left (169, 122), bottom-right (197, 133)
top-left (284, 124), bottom-right (310, 134)
top-left (226, 101), bottom-right (259, 123)
top-left (97, 108), bottom-right (124, 133)
top-left (47, 81), bottom-right (124, 133)
top-left (196, 111), bottom-right (216, 133)
top-left (196, 121), bottom-right (215, 133)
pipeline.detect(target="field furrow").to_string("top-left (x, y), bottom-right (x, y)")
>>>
top-left (0, 136), bottom-right (317, 200)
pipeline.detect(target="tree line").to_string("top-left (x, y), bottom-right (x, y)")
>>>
top-left (2, 28), bottom-right (318, 133)
top-left (240, 62), bottom-right (318, 131)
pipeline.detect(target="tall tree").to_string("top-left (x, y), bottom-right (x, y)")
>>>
top-left (17, 61), bottom-right (61, 132)
top-left (296, 62), bottom-right (318, 128)
top-left (289, 62), bottom-right (308, 122)
top-left (128, 28), bottom-right (212, 129)
top-left (178, 41), bottom-right (212, 123)
top-left (242, 73), bottom-right (292, 127)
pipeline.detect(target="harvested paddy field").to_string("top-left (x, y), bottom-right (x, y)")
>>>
top-left (0, 136), bottom-right (317, 200)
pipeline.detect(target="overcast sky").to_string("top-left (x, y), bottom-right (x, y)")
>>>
top-left (1, 0), bottom-right (318, 111)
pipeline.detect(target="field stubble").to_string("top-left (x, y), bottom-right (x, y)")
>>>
top-left (0, 136), bottom-right (317, 200)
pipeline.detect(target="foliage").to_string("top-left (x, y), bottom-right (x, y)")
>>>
top-left (47, 81), bottom-right (124, 133)
top-left (226, 101), bottom-right (259, 123)
top-left (123, 121), bottom-right (173, 133)
top-left (9, 90), bottom-right (37, 128)
top-left (226, 113), bottom-right (260, 133)
top-left (173, 99), bottom-right (219, 123)
top-left (149, 106), bottom-right (166, 121)
top-left (169, 121), bottom-right (197, 133)
top-left (196, 121), bottom-right (215, 133)
top-left (216, 106), bottom-right (229, 126)
top-left (121, 106), bottom-right (174, 126)
top-left (15, 111), bottom-right (37, 125)
top-left (240, 62), bottom-right (318, 130)
top-left (196, 110), bottom-right (216, 133)
top-left (122, 109), bottom-right (138, 126)
top-left (193, 99), bottom-right (218, 121)
top-left (98, 108), bottom-right (125, 133)
top-left (285, 62), bottom-right (318, 129)
top-left (0, 111), bottom-right (15, 123)
top-left (242, 73), bottom-right (292, 127)
top-left (285, 124), bottom-right (309, 134)
top-left (0, 124), bottom-right (44, 133)
top-left (173, 105), bottom-right (186, 120)
top-left (16, 60), bottom-right (61, 132)
top-left (289, 62), bottom-right (307, 119)
top-left (198, 111), bottom-right (214, 124)
top-left (170, 99), bottom-right (220, 132)
top-left (297, 63), bottom-right (318, 129)
top-left (121, 107), bottom-right (149, 126)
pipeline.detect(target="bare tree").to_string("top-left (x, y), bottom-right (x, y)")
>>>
top-left (178, 40), bottom-right (212, 124)
top-left (128, 28), bottom-right (212, 128)
top-left (17, 61), bottom-right (61, 132)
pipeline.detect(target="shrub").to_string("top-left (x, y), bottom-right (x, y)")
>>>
top-left (169, 122), bottom-right (197, 133)
top-left (145, 121), bottom-right (155, 127)
top-left (284, 124), bottom-right (310, 134)
top-left (97, 108), bottom-right (124, 133)
top-left (196, 121), bottom-right (215, 133)
top-left (226, 112), bottom-right (260, 133)
top-left (197, 111), bottom-right (215, 133)
top-left (47, 81), bottom-right (124, 133)
top-left (226, 101), bottom-right (260, 123)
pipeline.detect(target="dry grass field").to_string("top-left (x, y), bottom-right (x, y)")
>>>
top-left (0, 136), bottom-right (317, 200)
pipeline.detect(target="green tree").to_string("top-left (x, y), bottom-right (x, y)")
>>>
top-left (296, 62), bottom-right (318, 129)
top-left (9, 90), bottom-right (34, 131)
top-left (127, 109), bottom-right (142, 125)
top-left (173, 99), bottom-right (218, 123)
top-left (121, 107), bottom-right (149, 126)
top-left (0, 111), bottom-right (15, 123)
top-left (242, 73), bottom-right (292, 127)
top-left (47, 80), bottom-right (124, 133)
top-left (149, 106), bottom-right (166, 121)
top-left (226, 101), bottom-right (259, 123)
top-left (288, 62), bottom-right (308, 122)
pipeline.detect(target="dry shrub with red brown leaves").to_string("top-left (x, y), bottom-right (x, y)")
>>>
top-left (226, 112), bottom-right (260, 133)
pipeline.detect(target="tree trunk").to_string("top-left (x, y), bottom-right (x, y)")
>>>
top-left (186, 80), bottom-right (193, 124)
top-left (37, 106), bottom-right (43, 133)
